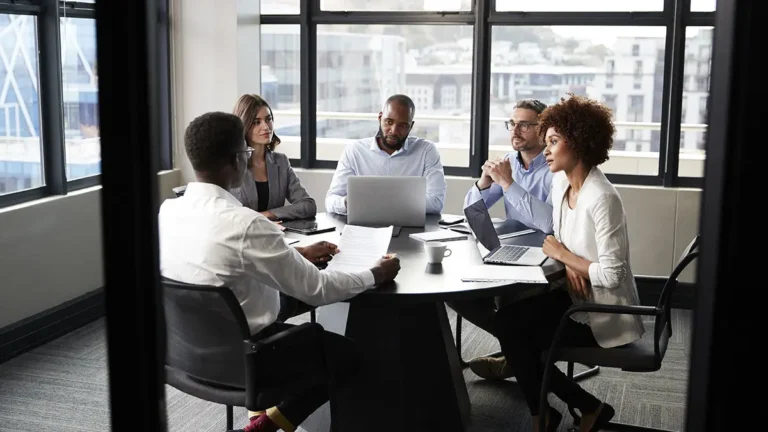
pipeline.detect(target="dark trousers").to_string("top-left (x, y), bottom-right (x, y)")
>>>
top-left (495, 289), bottom-right (601, 416)
top-left (277, 293), bottom-right (316, 322)
top-left (251, 322), bottom-right (359, 428)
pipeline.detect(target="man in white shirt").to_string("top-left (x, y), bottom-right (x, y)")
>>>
top-left (159, 112), bottom-right (401, 432)
top-left (325, 94), bottom-right (447, 215)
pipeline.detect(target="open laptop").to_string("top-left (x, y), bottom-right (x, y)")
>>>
top-left (347, 176), bottom-right (427, 230)
top-left (463, 199), bottom-right (548, 266)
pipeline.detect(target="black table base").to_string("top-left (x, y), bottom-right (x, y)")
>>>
top-left (334, 301), bottom-right (471, 432)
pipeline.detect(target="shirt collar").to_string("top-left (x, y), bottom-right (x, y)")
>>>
top-left (513, 150), bottom-right (547, 171)
top-left (183, 182), bottom-right (243, 207)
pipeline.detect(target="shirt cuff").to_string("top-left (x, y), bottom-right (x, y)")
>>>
top-left (360, 270), bottom-right (376, 289)
top-left (587, 262), bottom-right (602, 288)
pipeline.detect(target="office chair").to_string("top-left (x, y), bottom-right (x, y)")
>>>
top-left (162, 278), bottom-right (326, 430)
top-left (454, 306), bottom-right (599, 382)
top-left (538, 235), bottom-right (700, 432)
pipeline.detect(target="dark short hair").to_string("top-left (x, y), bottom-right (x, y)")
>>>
top-left (184, 112), bottom-right (244, 172)
top-left (514, 99), bottom-right (547, 114)
top-left (383, 94), bottom-right (416, 120)
top-left (537, 94), bottom-right (615, 167)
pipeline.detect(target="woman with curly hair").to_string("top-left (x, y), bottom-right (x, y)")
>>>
top-left (494, 95), bottom-right (645, 431)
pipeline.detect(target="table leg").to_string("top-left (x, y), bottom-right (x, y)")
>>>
top-left (332, 301), bottom-right (471, 432)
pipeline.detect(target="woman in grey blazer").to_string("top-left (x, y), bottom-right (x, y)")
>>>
top-left (231, 94), bottom-right (317, 321)
top-left (494, 95), bottom-right (644, 432)
top-left (230, 94), bottom-right (317, 221)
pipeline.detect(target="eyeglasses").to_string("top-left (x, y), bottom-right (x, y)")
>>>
top-left (505, 121), bottom-right (538, 132)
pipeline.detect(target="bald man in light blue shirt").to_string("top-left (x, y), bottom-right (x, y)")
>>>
top-left (325, 94), bottom-right (447, 215)
top-left (450, 99), bottom-right (554, 381)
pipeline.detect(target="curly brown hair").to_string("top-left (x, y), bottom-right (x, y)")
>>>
top-left (537, 94), bottom-right (615, 167)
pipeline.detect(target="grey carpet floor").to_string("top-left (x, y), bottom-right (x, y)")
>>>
top-left (0, 308), bottom-right (691, 432)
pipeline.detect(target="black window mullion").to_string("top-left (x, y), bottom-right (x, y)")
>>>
top-left (39, 0), bottom-right (67, 195)
top-left (300, 0), bottom-right (316, 168)
top-left (470, 0), bottom-right (490, 177)
top-left (661, 0), bottom-right (689, 187)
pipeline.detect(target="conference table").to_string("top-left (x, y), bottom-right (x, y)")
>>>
top-left (283, 213), bottom-right (564, 432)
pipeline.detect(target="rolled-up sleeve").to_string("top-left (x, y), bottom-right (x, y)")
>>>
top-left (241, 218), bottom-right (374, 306)
top-left (587, 193), bottom-right (630, 289)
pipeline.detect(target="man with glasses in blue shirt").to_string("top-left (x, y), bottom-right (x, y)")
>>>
top-left (448, 99), bottom-right (554, 381)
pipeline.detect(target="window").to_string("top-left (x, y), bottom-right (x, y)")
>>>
top-left (261, 0), bottom-right (300, 14)
top-left (0, 14), bottom-right (43, 196)
top-left (61, 18), bottom-right (100, 180)
top-left (320, 0), bottom-right (472, 11)
top-left (261, 0), bottom-right (714, 187)
top-left (691, 0), bottom-right (716, 12)
top-left (679, 27), bottom-right (713, 178)
top-left (314, 24), bottom-right (474, 167)
top-left (260, 25), bottom-right (301, 159)
top-left (489, 26), bottom-right (666, 174)
top-left (496, 0), bottom-right (663, 11)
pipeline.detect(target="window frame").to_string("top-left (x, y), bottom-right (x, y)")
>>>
top-left (260, 0), bottom-right (714, 188)
top-left (0, 0), bottom-right (173, 208)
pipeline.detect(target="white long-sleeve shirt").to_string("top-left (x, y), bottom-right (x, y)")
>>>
top-left (159, 182), bottom-right (375, 334)
top-left (325, 136), bottom-right (447, 215)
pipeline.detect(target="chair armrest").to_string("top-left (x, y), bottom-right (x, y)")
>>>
top-left (563, 304), bottom-right (660, 317)
top-left (244, 322), bottom-right (327, 410)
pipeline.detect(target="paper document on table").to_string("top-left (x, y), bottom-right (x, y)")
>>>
top-left (325, 225), bottom-right (393, 272)
top-left (461, 265), bottom-right (547, 283)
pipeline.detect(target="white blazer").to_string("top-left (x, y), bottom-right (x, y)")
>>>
top-left (552, 167), bottom-right (645, 348)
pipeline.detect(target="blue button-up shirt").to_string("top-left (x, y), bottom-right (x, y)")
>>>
top-left (464, 151), bottom-right (554, 233)
top-left (326, 135), bottom-right (447, 215)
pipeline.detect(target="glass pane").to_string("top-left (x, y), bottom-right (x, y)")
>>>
top-left (489, 26), bottom-right (667, 176)
top-left (679, 27), bottom-right (712, 178)
top-left (0, 15), bottom-right (43, 196)
top-left (321, 0), bottom-right (471, 11)
top-left (315, 25), bottom-right (473, 167)
top-left (261, 0), bottom-right (300, 14)
top-left (496, 0), bottom-right (663, 12)
top-left (691, 0), bottom-right (716, 12)
top-left (260, 25), bottom-right (301, 159)
top-left (61, 18), bottom-right (100, 180)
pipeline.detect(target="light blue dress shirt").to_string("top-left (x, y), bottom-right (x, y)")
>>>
top-left (464, 151), bottom-right (554, 233)
top-left (325, 135), bottom-right (447, 215)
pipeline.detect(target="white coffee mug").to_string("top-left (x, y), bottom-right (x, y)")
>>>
top-left (425, 242), bottom-right (452, 264)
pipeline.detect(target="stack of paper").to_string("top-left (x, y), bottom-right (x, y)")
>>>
top-left (461, 264), bottom-right (547, 283)
top-left (325, 225), bottom-right (393, 272)
top-left (409, 230), bottom-right (467, 243)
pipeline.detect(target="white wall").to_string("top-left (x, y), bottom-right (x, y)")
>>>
top-left (171, 0), bottom-right (240, 184)
top-left (0, 170), bottom-right (181, 329)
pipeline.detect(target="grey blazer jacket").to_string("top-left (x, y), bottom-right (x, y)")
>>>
top-left (230, 151), bottom-right (317, 220)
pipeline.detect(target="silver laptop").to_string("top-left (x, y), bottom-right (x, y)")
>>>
top-left (347, 176), bottom-right (427, 228)
top-left (463, 199), bottom-right (548, 266)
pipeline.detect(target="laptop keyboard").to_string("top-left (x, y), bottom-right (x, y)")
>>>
top-left (490, 245), bottom-right (528, 262)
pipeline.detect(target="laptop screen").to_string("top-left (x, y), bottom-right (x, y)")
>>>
top-left (463, 199), bottom-right (501, 251)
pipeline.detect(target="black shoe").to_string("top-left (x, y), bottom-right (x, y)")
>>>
top-left (589, 403), bottom-right (615, 431)
top-left (547, 408), bottom-right (563, 432)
